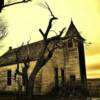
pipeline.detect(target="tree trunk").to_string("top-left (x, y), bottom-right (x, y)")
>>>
top-left (26, 80), bottom-right (34, 100)
top-left (26, 65), bottom-right (41, 99)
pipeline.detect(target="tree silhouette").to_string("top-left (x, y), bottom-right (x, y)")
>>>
top-left (27, 2), bottom-right (66, 99)
top-left (14, 2), bottom-right (66, 99)
top-left (0, 0), bottom-right (31, 12)
top-left (0, 17), bottom-right (7, 45)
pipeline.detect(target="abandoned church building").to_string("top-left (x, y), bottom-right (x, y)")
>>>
top-left (0, 20), bottom-right (87, 95)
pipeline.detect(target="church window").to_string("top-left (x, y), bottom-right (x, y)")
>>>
top-left (68, 39), bottom-right (73, 48)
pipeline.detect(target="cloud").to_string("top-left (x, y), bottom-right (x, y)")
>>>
top-left (87, 69), bottom-right (100, 79)
top-left (86, 62), bottom-right (100, 78)
top-left (87, 63), bottom-right (100, 71)
top-left (86, 43), bottom-right (100, 56)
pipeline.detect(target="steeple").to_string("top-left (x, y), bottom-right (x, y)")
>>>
top-left (64, 19), bottom-right (87, 84)
top-left (65, 19), bottom-right (85, 41)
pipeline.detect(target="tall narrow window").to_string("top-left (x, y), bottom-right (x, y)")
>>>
top-left (54, 67), bottom-right (59, 89)
top-left (68, 39), bottom-right (73, 48)
top-left (7, 70), bottom-right (12, 85)
top-left (61, 68), bottom-right (65, 83)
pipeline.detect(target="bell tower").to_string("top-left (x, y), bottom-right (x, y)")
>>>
top-left (65, 20), bottom-right (86, 83)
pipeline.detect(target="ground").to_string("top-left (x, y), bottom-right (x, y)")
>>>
top-left (0, 91), bottom-right (98, 100)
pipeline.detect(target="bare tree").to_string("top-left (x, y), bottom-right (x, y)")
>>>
top-left (0, 0), bottom-right (31, 12)
top-left (0, 17), bottom-right (7, 46)
top-left (14, 41), bottom-right (32, 96)
top-left (27, 2), bottom-right (65, 99)
top-left (13, 2), bottom-right (89, 98)
top-left (14, 2), bottom-right (66, 99)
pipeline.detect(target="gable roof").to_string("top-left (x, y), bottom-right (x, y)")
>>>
top-left (0, 40), bottom-right (44, 66)
top-left (65, 19), bottom-right (85, 41)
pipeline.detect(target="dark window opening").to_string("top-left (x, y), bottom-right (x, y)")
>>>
top-left (68, 39), bottom-right (73, 48)
top-left (54, 67), bottom-right (59, 88)
top-left (7, 70), bottom-right (12, 85)
top-left (70, 75), bottom-right (76, 81)
top-left (61, 68), bottom-right (65, 83)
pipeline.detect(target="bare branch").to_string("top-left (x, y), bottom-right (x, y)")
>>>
top-left (50, 30), bottom-right (58, 35)
top-left (27, 35), bottom-right (31, 44)
top-left (4, 0), bottom-right (31, 8)
top-left (45, 17), bottom-right (58, 38)
top-left (39, 2), bottom-right (58, 39)
top-left (38, 2), bottom-right (48, 9)
top-left (0, 18), bottom-right (7, 41)
top-left (45, 1), bottom-right (55, 17)
top-left (38, 2), bottom-right (56, 18)
top-left (39, 28), bottom-right (45, 39)
top-left (58, 27), bottom-right (66, 37)
top-left (14, 63), bottom-right (23, 81)
top-left (27, 37), bottom-right (31, 58)
top-left (14, 42), bottom-right (25, 80)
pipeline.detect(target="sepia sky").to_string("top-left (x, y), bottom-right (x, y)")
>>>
top-left (0, 0), bottom-right (100, 78)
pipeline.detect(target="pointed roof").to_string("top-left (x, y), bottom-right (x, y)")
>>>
top-left (65, 19), bottom-right (85, 41)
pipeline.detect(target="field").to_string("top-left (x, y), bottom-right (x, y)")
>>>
top-left (0, 92), bottom-right (98, 100)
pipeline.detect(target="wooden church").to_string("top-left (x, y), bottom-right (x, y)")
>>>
top-left (0, 20), bottom-right (87, 95)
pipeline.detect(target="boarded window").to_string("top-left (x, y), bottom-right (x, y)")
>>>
top-left (7, 70), bottom-right (12, 85)
top-left (68, 39), bottom-right (73, 48)
top-left (70, 75), bottom-right (76, 81)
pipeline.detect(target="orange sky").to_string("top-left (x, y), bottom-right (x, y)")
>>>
top-left (0, 0), bottom-right (100, 79)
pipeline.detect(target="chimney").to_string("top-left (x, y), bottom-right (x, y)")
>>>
top-left (9, 46), bottom-right (12, 51)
